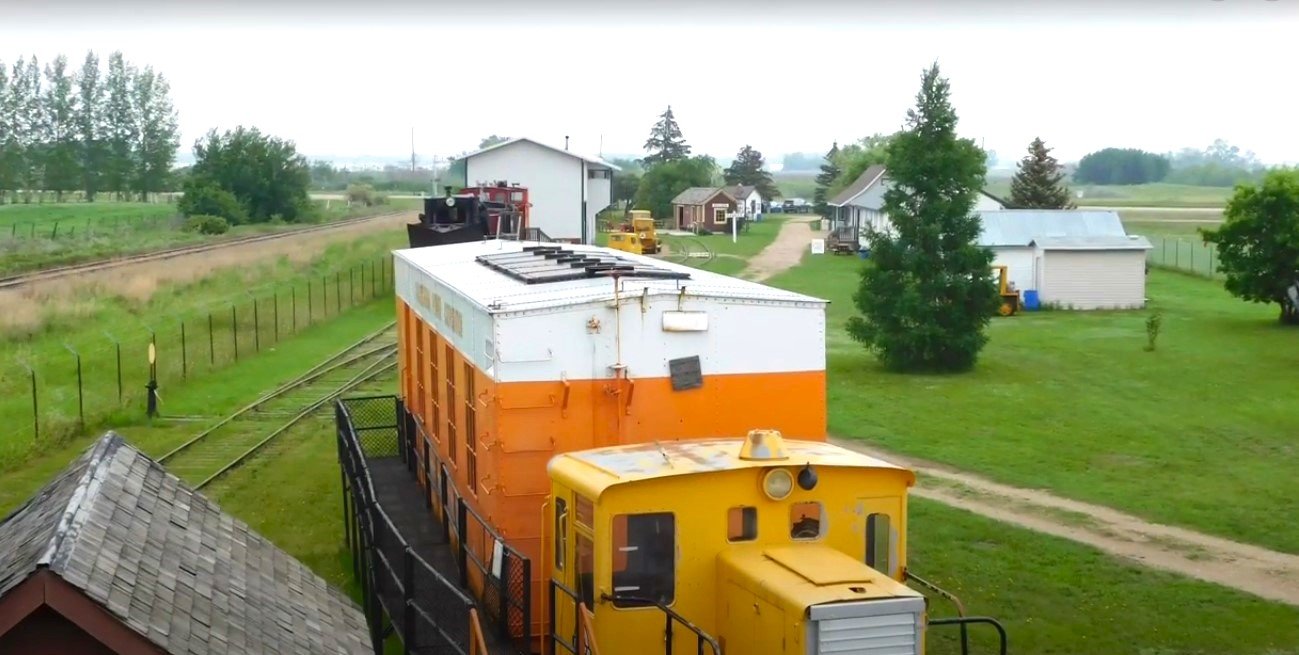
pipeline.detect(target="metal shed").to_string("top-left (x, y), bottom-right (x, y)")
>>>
top-left (0, 432), bottom-right (372, 655)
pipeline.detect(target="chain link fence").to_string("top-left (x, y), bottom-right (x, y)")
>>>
top-left (1145, 235), bottom-right (1221, 279)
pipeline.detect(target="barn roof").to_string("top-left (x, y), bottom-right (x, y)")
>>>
top-left (458, 137), bottom-right (620, 170)
top-left (722, 184), bottom-right (757, 200)
top-left (0, 432), bottom-right (371, 655)
top-left (827, 164), bottom-right (886, 207)
top-left (671, 186), bottom-right (735, 205)
top-left (977, 210), bottom-right (1128, 247)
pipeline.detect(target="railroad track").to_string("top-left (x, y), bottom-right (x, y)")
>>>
top-left (0, 210), bottom-right (411, 291)
top-left (158, 321), bottom-right (398, 490)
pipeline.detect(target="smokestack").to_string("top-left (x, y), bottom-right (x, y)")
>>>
top-left (565, 136), bottom-right (570, 151)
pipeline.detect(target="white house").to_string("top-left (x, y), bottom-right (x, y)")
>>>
top-left (978, 210), bottom-right (1153, 310)
top-left (723, 185), bottom-right (765, 217)
top-left (457, 137), bottom-right (619, 244)
top-left (827, 165), bottom-right (1005, 247)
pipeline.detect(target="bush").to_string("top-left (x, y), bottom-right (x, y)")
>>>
top-left (178, 179), bottom-right (247, 224)
top-left (183, 215), bottom-right (230, 235)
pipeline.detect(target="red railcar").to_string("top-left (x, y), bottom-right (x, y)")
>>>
top-left (407, 182), bottom-right (531, 248)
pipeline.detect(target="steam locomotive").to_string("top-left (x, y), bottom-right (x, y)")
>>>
top-left (406, 182), bottom-right (531, 248)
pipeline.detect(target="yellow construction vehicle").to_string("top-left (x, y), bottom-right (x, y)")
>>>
top-left (607, 212), bottom-right (661, 255)
top-left (994, 265), bottom-right (1019, 316)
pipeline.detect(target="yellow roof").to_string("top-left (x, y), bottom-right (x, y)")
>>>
top-left (719, 544), bottom-right (923, 608)
top-left (547, 435), bottom-right (914, 498)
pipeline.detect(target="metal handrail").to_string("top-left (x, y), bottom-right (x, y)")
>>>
top-left (928, 616), bottom-right (1009, 655)
top-left (599, 594), bottom-right (720, 655)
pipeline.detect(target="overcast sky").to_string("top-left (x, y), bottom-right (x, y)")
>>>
top-left (3, 0), bottom-right (1297, 168)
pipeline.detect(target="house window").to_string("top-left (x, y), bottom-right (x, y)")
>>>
top-left (727, 506), bottom-right (758, 542)
top-left (790, 502), bottom-right (824, 540)
top-left (713, 207), bottom-right (727, 224)
top-left (611, 512), bottom-right (676, 608)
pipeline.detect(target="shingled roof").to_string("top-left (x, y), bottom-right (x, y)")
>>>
top-left (827, 164), bottom-right (886, 207)
top-left (671, 187), bottom-right (735, 205)
top-left (0, 432), bottom-right (371, 655)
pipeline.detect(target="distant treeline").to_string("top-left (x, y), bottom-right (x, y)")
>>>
top-left (309, 161), bottom-right (437, 194)
top-left (1074, 141), bottom-right (1267, 187)
top-left (0, 51), bottom-right (180, 203)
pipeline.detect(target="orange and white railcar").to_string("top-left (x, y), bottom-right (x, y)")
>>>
top-left (392, 240), bottom-right (828, 635)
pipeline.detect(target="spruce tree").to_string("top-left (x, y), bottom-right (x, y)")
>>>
top-left (846, 63), bottom-right (999, 372)
top-left (1009, 137), bottom-right (1074, 209)
top-left (722, 145), bottom-right (778, 200)
top-left (813, 141), bottom-right (840, 218)
top-left (642, 105), bottom-right (690, 166)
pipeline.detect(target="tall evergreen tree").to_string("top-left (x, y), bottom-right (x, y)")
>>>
top-left (813, 141), bottom-right (840, 218)
top-left (722, 145), bottom-right (778, 200)
top-left (42, 55), bottom-right (78, 200)
top-left (75, 51), bottom-right (107, 201)
top-left (131, 65), bottom-right (179, 200)
top-left (846, 63), bottom-right (998, 372)
top-left (1009, 137), bottom-right (1074, 209)
top-left (104, 52), bottom-right (136, 200)
top-left (641, 105), bottom-right (690, 166)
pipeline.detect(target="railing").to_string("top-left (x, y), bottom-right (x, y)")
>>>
top-left (396, 399), bottom-right (534, 655)
top-left (549, 579), bottom-right (581, 655)
top-left (600, 594), bottom-right (720, 655)
top-left (338, 396), bottom-right (477, 655)
top-left (908, 569), bottom-right (1009, 655)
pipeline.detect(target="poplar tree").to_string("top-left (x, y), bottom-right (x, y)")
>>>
top-left (104, 52), bottom-right (136, 200)
top-left (42, 55), bottom-right (79, 200)
top-left (75, 51), bottom-right (107, 201)
top-left (0, 60), bottom-right (14, 202)
top-left (132, 65), bottom-right (179, 200)
top-left (1009, 137), bottom-right (1074, 209)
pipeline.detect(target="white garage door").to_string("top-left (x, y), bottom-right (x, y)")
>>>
top-left (1040, 250), bottom-right (1148, 310)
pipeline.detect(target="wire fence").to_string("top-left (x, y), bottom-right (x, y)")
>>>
top-left (1145, 235), bottom-right (1220, 279)
top-left (0, 212), bottom-right (181, 241)
top-left (0, 254), bottom-right (396, 465)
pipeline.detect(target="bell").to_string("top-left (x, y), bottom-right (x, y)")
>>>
top-left (797, 463), bottom-right (818, 491)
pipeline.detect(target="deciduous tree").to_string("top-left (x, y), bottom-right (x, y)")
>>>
top-left (74, 51), bottom-right (107, 201)
top-left (184, 126), bottom-right (314, 223)
top-left (1008, 137), bottom-right (1074, 209)
top-left (131, 65), bottom-right (179, 200)
top-left (723, 145), bottom-right (778, 200)
top-left (42, 55), bottom-right (79, 200)
top-left (1073, 147), bottom-right (1169, 185)
top-left (641, 106), bottom-right (691, 166)
top-left (846, 63), bottom-right (999, 372)
top-left (0, 59), bottom-right (16, 203)
top-left (1200, 168), bottom-right (1299, 325)
top-left (103, 52), bottom-right (136, 200)
top-left (633, 155), bottom-right (715, 219)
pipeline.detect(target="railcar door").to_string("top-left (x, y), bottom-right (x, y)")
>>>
top-left (549, 489), bottom-right (596, 655)
top-left (858, 496), bottom-right (903, 580)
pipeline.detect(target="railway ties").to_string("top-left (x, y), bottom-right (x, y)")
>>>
top-left (158, 322), bottom-right (398, 490)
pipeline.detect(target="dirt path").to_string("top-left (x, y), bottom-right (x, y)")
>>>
top-left (832, 438), bottom-right (1299, 607)
top-left (740, 216), bottom-right (825, 282)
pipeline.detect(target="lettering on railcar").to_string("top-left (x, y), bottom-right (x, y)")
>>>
top-left (414, 282), bottom-right (464, 337)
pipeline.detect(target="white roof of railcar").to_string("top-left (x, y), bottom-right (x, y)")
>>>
top-left (394, 240), bottom-right (827, 314)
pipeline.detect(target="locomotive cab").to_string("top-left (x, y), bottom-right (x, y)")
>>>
top-left (544, 430), bottom-right (940, 655)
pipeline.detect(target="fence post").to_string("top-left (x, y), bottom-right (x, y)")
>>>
top-left (372, 259), bottom-right (377, 297)
top-left (63, 343), bottom-right (84, 434)
top-left (24, 364), bottom-right (38, 442)
top-left (324, 275), bottom-right (329, 317)
top-left (232, 304), bottom-right (239, 361)
top-left (292, 286), bottom-right (298, 334)
top-left (336, 271), bottom-right (342, 313)
top-left (1209, 244), bottom-right (1215, 276)
top-left (274, 290), bottom-right (280, 343)
top-left (51, 221), bottom-right (59, 238)
top-left (180, 321), bottom-right (188, 380)
top-left (360, 264), bottom-right (366, 302)
top-left (253, 297), bottom-right (261, 352)
top-left (208, 313), bottom-right (215, 366)
top-left (350, 266), bottom-right (356, 307)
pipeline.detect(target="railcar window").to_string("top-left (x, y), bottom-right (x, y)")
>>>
top-left (445, 345), bottom-right (457, 463)
top-left (554, 498), bottom-right (568, 570)
top-left (464, 362), bottom-right (477, 494)
top-left (727, 506), bottom-right (758, 542)
top-left (577, 533), bottom-right (595, 609)
top-left (575, 495), bottom-right (594, 528)
top-left (611, 513), bottom-right (675, 608)
top-left (866, 513), bottom-right (891, 575)
top-left (790, 502), bottom-right (824, 540)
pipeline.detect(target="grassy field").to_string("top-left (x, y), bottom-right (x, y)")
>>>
top-left (983, 180), bottom-right (1231, 208)
top-left (0, 198), bottom-right (418, 275)
top-left (773, 171), bottom-right (817, 199)
top-left (0, 226), bottom-right (408, 465)
top-left (766, 255), bottom-right (1299, 554)
top-left (659, 214), bottom-right (792, 276)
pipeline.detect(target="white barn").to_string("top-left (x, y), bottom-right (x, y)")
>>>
top-left (827, 165), bottom-right (1006, 247)
top-left (723, 185), bottom-right (765, 217)
top-left (978, 210), bottom-right (1153, 310)
top-left (458, 137), bottom-right (619, 244)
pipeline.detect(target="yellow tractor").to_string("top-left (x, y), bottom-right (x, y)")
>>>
top-left (994, 265), bottom-right (1020, 316)
top-left (608, 211), bottom-right (661, 255)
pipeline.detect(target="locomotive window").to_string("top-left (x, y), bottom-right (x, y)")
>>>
top-left (575, 494), bottom-right (594, 528)
top-left (611, 512), bottom-right (675, 608)
top-left (554, 498), bottom-right (568, 571)
top-left (727, 506), bottom-right (758, 542)
top-left (866, 513), bottom-right (891, 575)
top-left (790, 502), bottom-right (824, 541)
top-left (577, 533), bottom-right (595, 609)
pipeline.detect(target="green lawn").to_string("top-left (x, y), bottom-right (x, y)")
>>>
top-left (0, 198), bottom-right (418, 275)
top-left (767, 255), bottom-right (1299, 554)
top-left (660, 214), bottom-right (793, 276)
top-left (983, 181), bottom-right (1231, 208)
top-left (0, 228), bottom-right (407, 465)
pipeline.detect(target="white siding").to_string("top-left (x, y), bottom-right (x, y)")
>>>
top-left (739, 191), bottom-right (763, 216)
top-left (1039, 249), bottom-right (1148, 310)
top-left (586, 170), bottom-right (611, 244)
top-left (990, 246), bottom-right (1035, 292)
top-left (975, 193), bottom-right (1005, 211)
top-left (465, 140), bottom-right (585, 242)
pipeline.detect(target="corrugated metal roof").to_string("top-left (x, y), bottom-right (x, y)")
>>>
top-left (1032, 235), bottom-right (1153, 251)
top-left (458, 137), bottom-right (620, 170)
top-left (395, 240), bottom-right (826, 314)
top-left (0, 433), bottom-right (372, 655)
top-left (827, 165), bottom-right (886, 207)
top-left (977, 210), bottom-right (1127, 247)
top-left (671, 186), bottom-right (734, 205)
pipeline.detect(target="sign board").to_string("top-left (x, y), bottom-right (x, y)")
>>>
top-left (810, 239), bottom-right (826, 255)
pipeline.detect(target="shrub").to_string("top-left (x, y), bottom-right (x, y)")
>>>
top-left (178, 178), bottom-right (247, 224)
top-left (1145, 311), bottom-right (1163, 352)
top-left (183, 215), bottom-right (230, 235)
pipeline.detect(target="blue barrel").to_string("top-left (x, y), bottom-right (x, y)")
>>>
top-left (858, 249), bottom-right (870, 260)
top-left (1023, 289), bottom-right (1040, 310)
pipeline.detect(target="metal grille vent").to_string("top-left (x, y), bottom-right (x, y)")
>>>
top-left (476, 246), bottom-right (691, 285)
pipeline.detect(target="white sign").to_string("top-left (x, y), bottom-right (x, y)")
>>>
top-left (810, 239), bottom-right (825, 255)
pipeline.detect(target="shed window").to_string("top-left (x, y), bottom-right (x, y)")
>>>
top-left (727, 506), bottom-right (757, 542)
top-left (554, 497), bottom-right (568, 571)
top-left (713, 207), bottom-right (728, 224)
top-left (611, 512), bottom-right (675, 608)
top-left (790, 502), bottom-right (823, 540)
top-left (866, 513), bottom-right (891, 575)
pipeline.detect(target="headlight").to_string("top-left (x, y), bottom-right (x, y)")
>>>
top-left (763, 468), bottom-right (793, 500)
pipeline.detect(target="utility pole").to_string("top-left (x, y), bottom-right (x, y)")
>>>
top-left (410, 127), bottom-right (417, 173)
